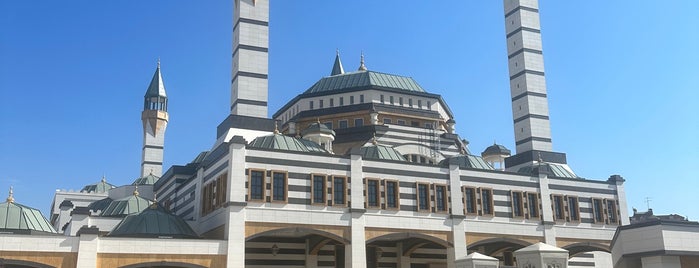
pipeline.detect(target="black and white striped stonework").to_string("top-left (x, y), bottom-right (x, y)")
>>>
top-left (231, 0), bottom-right (269, 118)
top-left (504, 0), bottom-right (553, 153)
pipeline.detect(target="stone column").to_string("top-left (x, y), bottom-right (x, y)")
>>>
top-left (609, 175), bottom-right (630, 225)
top-left (536, 171), bottom-right (557, 245)
top-left (348, 151), bottom-right (367, 268)
top-left (226, 136), bottom-right (248, 267)
top-left (75, 226), bottom-right (99, 268)
top-left (448, 162), bottom-right (467, 268)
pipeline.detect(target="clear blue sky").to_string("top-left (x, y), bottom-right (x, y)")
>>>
top-left (1, 1), bottom-right (697, 221)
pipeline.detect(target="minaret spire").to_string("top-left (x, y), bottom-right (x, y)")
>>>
top-left (141, 60), bottom-right (169, 177)
top-left (331, 49), bottom-right (345, 76)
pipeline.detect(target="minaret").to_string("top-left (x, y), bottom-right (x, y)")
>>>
top-left (331, 50), bottom-right (344, 76)
top-left (503, 0), bottom-right (568, 169)
top-left (141, 60), bottom-right (168, 177)
top-left (504, 0), bottom-right (552, 154)
top-left (231, 0), bottom-right (269, 118)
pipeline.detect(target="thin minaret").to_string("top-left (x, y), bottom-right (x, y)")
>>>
top-left (231, 0), bottom-right (269, 118)
top-left (141, 60), bottom-right (168, 177)
top-left (504, 0), bottom-right (553, 154)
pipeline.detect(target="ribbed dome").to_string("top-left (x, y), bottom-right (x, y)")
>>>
top-left (81, 177), bottom-right (116, 193)
top-left (359, 144), bottom-right (407, 162)
top-left (108, 204), bottom-right (198, 239)
top-left (132, 173), bottom-right (160, 185)
top-left (0, 198), bottom-right (57, 234)
top-left (481, 143), bottom-right (511, 157)
top-left (248, 134), bottom-right (329, 153)
top-left (301, 121), bottom-right (336, 136)
top-left (99, 192), bottom-right (153, 217)
top-left (88, 197), bottom-right (113, 213)
top-left (304, 71), bottom-right (426, 94)
top-left (440, 155), bottom-right (494, 170)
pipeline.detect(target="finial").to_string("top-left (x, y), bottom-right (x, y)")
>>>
top-left (101, 174), bottom-right (106, 183)
top-left (358, 51), bottom-right (367, 71)
top-left (316, 118), bottom-right (321, 124)
top-left (537, 152), bottom-right (543, 164)
top-left (7, 186), bottom-right (14, 203)
top-left (336, 48), bottom-right (339, 56)
top-left (133, 186), bottom-right (139, 196)
top-left (273, 121), bottom-right (280, 134)
top-left (157, 57), bottom-right (161, 69)
top-left (493, 140), bottom-right (497, 145)
top-left (372, 132), bottom-right (378, 145)
top-left (153, 192), bottom-right (157, 202)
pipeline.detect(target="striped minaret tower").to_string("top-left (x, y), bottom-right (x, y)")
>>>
top-left (503, 0), bottom-right (568, 168)
top-left (141, 60), bottom-right (168, 177)
top-left (231, 0), bottom-right (269, 118)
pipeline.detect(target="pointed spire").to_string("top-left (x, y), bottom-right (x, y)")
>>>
top-left (145, 59), bottom-right (167, 98)
top-left (358, 51), bottom-right (367, 71)
top-left (7, 186), bottom-right (14, 203)
top-left (273, 121), bottom-right (280, 134)
top-left (331, 49), bottom-right (345, 76)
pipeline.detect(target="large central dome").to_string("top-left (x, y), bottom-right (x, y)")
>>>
top-left (304, 71), bottom-right (426, 95)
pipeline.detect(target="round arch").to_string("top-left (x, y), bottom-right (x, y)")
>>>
top-left (467, 237), bottom-right (531, 256)
top-left (0, 258), bottom-right (55, 268)
top-left (245, 227), bottom-right (349, 244)
top-left (366, 232), bottom-right (451, 248)
top-left (563, 242), bottom-right (611, 257)
top-left (120, 262), bottom-right (207, 268)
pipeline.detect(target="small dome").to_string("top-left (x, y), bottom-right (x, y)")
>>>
top-left (88, 197), bottom-right (113, 213)
top-left (132, 173), bottom-right (160, 185)
top-left (359, 144), bottom-right (407, 162)
top-left (99, 193), bottom-right (153, 217)
top-left (81, 177), bottom-right (116, 193)
top-left (481, 143), bottom-right (511, 157)
top-left (108, 204), bottom-right (198, 239)
top-left (0, 194), bottom-right (57, 234)
top-left (440, 155), bottom-right (494, 170)
top-left (248, 134), bottom-right (329, 154)
top-left (301, 121), bottom-right (336, 136)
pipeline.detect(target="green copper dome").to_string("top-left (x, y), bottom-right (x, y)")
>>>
top-left (100, 190), bottom-right (153, 217)
top-left (0, 190), bottom-right (57, 234)
top-left (108, 204), bottom-right (198, 239)
top-left (249, 134), bottom-right (329, 153)
top-left (359, 144), bottom-right (407, 162)
top-left (441, 155), bottom-right (494, 170)
top-left (132, 173), bottom-right (160, 185)
top-left (304, 71), bottom-right (426, 95)
top-left (81, 177), bottom-right (116, 193)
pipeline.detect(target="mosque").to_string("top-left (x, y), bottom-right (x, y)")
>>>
top-left (7, 0), bottom-right (691, 267)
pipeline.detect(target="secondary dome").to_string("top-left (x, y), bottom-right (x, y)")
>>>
top-left (248, 133), bottom-right (329, 154)
top-left (99, 190), bottom-right (153, 217)
top-left (359, 144), bottom-right (407, 162)
top-left (81, 176), bottom-right (116, 193)
top-left (132, 172), bottom-right (160, 185)
top-left (481, 143), bottom-right (511, 157)
top-left (301, 121), bottom-right (336, 136)
top-left (304, 71), bottom-right (426, 95)
top-left (0, 188), bottom-right (57, 234)
top-left (108, 204), bottom-right (198, 239)
top-left (440, 155), bottom-right (494, 170)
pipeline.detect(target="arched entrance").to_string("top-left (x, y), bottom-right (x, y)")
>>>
top-left (120, 262), bottom-right (207, 268)
top-left (0, 259), bottom-right (54, 268)
top-left (367, 232), bottom-right (450, 268)
top-left (246, 227), bottom-right (348, 267)
top-left (467, 237), bottom-right (531, 266)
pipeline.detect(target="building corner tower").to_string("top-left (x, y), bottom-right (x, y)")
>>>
top-left (141, 61), bottom-right (168, 177)
top-left (231, 0), bottom-right (269, 118)
top-left (503, 0), bottom-right (567, 169)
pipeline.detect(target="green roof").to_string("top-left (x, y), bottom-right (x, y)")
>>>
top-left (304, 71), bottom-right (425, 95)
top-left (518, 163), bottom-right (578, 178)
top-left (441, 155), bottom-right (494, 170)
top-left (132, 173), bottom-right (160, 185)
top-left (248, 134), bottom-right (329, 153)
top-left (108, 204), bottom-right (198, 239)
top-left (0, 200), bottom-right (57, 234)
top-left (100, 193), bottom-right (153, 217)
top-left (145, 63), bottom-right (167, 98)
top-left (88, 197), bottom-right (113, 213)
top-left (81, 178), bottom-right (116, 193)
top-left (359, 144), bottom-right (407, 162)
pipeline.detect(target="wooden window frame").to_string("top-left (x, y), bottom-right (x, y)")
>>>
top-left (525, 192), bottom-right (540, 219)
top-left (338, 120), bottom-right (348, 129)
top-left (605, 199), bottom-right (619, 225)
top-left (479, 187), bottom-right (494, 216)
top-left (365, 178), bottom-right (381, 209)
top-left (416, 182), bottom-right (432, 213)
top-left (270, 170), bottom-right (288, 203)
top-left (310, 174), bottom-right (327, 205)
top-left (248, 169), bottom-right (266, 202)
top-left (384, 180), bottom-right (400, 210)
top-left (354, 118), bottom-right (364, 127)
top-left (434, 184), bottom-right (449, 213)
top-left (511, 191), bottom-right (524, 218)
top-left (592, 198), bottom-right (605, 224)
top-left (463, 186), bottom-right (477, 215)
top-left (552, 194), bottom-right (565, 221)
top-left (567, 195), bottom-right (580, 222)
top-left (331, 176), bottom-right (347, 207)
